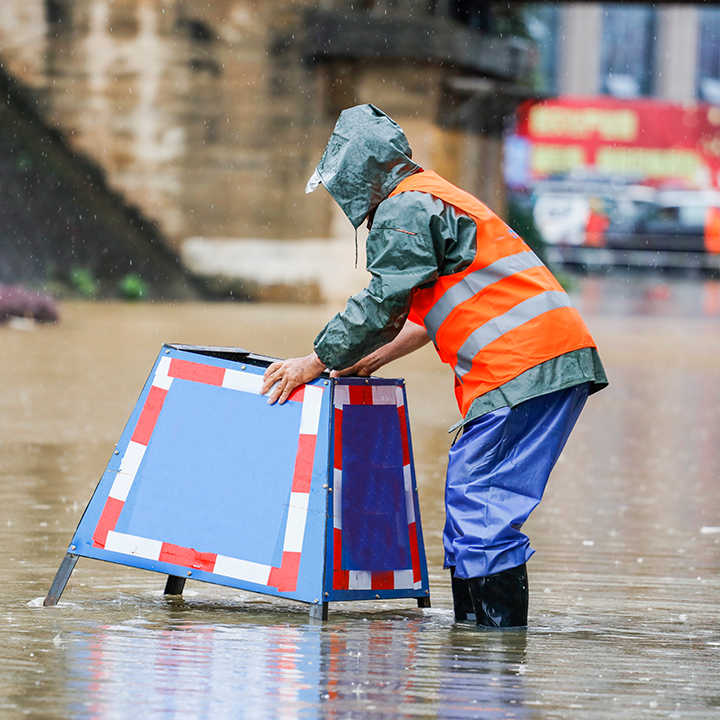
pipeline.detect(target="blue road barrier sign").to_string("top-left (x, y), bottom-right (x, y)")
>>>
top-left (44, 345), bottom-right (430, 618)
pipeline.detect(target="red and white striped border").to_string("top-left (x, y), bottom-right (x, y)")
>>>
top-left (331, 384), bottom-right (422, 592)
top-left (91, 354), bottom-right (323, 593)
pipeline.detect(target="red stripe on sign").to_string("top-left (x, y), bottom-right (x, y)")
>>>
top-left (92, 497), bottom-right (125, 548)
top-left (169, 358), bottom-right (225, 386)
top-left (348, 385), bottom-right (373, 405)
top-left (333, 570), bottom-right (349, 591)
top-left (408, 521), bottom-right (421, 583)
top-left (371, 571), bottom-right (395, 590)
top-left (397, 405), bottom-right (410, 466)
top-left (333, 408), bottom-right (343, 470)
top-left (268, 551), bottom-right (301, 592)
top-left (287, 386), bottom-right (305, 403)
top-left (333, 527), bottom-right (342, 569)
top-left (131, 385), bottom-right (168, 446)
top-left (159, 543), bottom-right (217, 573)
top-left (292, 434), bottom-right (316, 493)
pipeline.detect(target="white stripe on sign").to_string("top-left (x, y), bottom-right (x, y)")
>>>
top-left (119, 441), bottom-right (146, 477)
top-left (333, 469), bottom-right (342, 529)
top-left (299, 385), bottom-right (323, 435)
top-left (105, 531), bottom-right (162, 560)
top-left (395, 386), bottom-right (405, 407)
top-left (214, 555), bottom-right (272, 585)
top-left (153, 355), bottom-right (173, 391)
top-left (108, 472), bottom-right (135, 502)
top-left (348, 570), bottom-right (372, 591)
top-left (283, 493), bottom-right (309, 552)
top-left (371, 385), bottom-right (397, 405)
top-left (222, 368), bottom-right (264, 394)
top-left (393, 569), bottom-right (414, 589)
top-left (333, 384), bottom-right (350, 408)
top-left (403, 465), bottom-right (415, 525)
top-left (288, 491), bottom-right (310, 510)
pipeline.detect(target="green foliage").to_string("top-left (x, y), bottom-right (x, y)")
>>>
top-left (506, 192), bottom-right (548, 264)
top-left (506, 192), bottom-right (576, 292)
top-left (15, 153), bottom-right (32, 173)
top-left (552, 270), bottom-right (577, 293)
top-left (118, 273), bottom-right (148, 301)
top-left (69, 267), bottom-right (97, 298)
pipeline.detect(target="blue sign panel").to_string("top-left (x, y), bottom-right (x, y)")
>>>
top-left (68, 346), bottom-right (331, 604)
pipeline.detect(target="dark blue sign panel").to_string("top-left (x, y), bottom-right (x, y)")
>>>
top-left (326, 382), bottom-right (429, 602)
top-left (341, 404), bottom-right (410, 571)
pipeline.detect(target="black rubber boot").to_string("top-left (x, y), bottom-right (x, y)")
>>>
top-left (449, 567), bottom-right (476, 622)
top-left (467, 564), bottom-right (529, 628)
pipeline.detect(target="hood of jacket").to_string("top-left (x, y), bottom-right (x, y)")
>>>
top-left (311, 104), bottom-right (421, 229)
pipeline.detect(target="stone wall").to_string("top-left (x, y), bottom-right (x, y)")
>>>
top-left (0, 0), bottom-right (514, 255)
top-left (0, 65), bottom-right (198, 298)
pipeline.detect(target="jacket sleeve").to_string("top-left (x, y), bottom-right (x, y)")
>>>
top-left (314, 192), bottom-right (443, 370)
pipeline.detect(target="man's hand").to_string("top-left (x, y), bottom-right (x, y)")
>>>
top-left (261, 352), bottom-right (326, 405)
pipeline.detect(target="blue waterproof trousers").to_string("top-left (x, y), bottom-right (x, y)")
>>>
top-left (444, 383), bottom-right (590, 579)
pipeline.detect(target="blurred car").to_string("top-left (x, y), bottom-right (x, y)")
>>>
top-left (532, 182), bottom-right (720, 270)
top-left (532, 192), bottom-right (589, 246)
top-left (604, 190), bottom-right (720, 253)
top-left (531, 178), bottom-right (656, 248)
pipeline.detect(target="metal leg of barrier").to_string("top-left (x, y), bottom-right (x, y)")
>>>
top-left (309, 602), bottom-right (329, 621)
top-left (44, 553), bottom-right (79, 607)
top-left (417, 596), bottom-right (431, 608)
top-left (164, 576), bottom-right (187, 595)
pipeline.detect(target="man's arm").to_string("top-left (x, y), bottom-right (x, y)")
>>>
top-left (330, 320), bottom-right (430, 377)
top-left (260, 322), bottom-right (430, 404)
top-left (313, 193), bottom-right (442, 370)
top-left (262, 193), bottom-right (442, 404)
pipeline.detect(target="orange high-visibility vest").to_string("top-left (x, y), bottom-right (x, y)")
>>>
top-left (390, 171), bottom-right (597, 416)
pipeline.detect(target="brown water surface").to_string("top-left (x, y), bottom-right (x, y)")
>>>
top-left (1, 275), bottom-right (719, 719)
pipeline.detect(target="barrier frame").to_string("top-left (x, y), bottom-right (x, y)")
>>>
top-left (45, 344), bottom-right (431, 618)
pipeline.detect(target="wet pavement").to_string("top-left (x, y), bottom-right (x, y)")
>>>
top-left (1, 273), bottom-right (719, 719)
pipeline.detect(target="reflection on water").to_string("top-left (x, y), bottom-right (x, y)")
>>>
top-left (67, 621), bottom-right (327, 719)
top-left (43, 602), bottom-right (532, 720)
top-left (2, 276), bottom-right (720, 718)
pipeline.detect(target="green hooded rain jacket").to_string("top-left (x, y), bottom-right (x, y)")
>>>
top-left (310, 105), bottom-right (606, 427)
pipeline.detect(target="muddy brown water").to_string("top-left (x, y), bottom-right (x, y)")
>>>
top-left (1, 274), bottom-right (719, 719)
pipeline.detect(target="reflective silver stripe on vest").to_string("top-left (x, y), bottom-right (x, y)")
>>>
top-left (424, 251), bottom-right (544, 340)
top-left (455, 290), bottom-right (574, 378)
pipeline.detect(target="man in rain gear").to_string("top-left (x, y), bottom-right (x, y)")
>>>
top-left (261, 104), bottom-right (607, 627)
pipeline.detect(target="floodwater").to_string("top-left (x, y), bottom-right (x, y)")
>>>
top-left (1, 273), bottom-right (719, 719)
